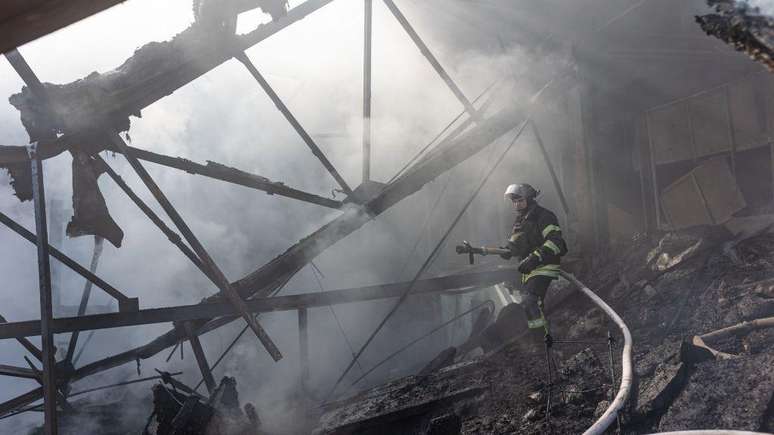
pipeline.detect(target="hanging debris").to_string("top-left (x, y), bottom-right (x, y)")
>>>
top-left (67, 152), bottom-right (124, 248)
top-left (697, 0), bottom-right (774, 70)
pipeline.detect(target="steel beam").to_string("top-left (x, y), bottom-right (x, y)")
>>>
top-left (0, 365), bottom-right (38, 380)
top-left (362, 0), bottom-right (373, 183)
top-left (64, 236), bottom-right (103, 363)
top-left (111, 146), bottom-right (342, 209)
top-left (95, 156), bottom-right (213, 281)
top-left (183, 322), bottom-right (216, 394)
top-left (0, 211), bottom-right (136, 308)
top-left (235, 52), bottom-right (353, 196)
top-left (0, 387), bottom-right (43, 417)
top-left (0, 269), bottom-right (517, 339)
top-left (298, 308), bottom-right (309, 392)
top-left (382, 0), bottom-right (478, 119)
top-left (105, 131), bottom-right (282, 362)
top-left (29, 143), bottom-right (58, 435)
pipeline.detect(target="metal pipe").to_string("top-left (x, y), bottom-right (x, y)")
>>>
top-left (559, 271), bottom-right (632, 435)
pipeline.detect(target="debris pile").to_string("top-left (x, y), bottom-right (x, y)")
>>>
top-left (146, 376), bottom-right (262, 435)
top-left (317, 220), bottom-right (774, 434)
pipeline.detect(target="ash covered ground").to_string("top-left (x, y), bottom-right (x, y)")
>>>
top-left (316, 221), bottom-right (774, 434)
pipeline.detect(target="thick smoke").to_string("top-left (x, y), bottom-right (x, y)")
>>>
top-left (0, 0), bottom-right (582, 433)
top-left (742, 0), bottom-right (774, 15)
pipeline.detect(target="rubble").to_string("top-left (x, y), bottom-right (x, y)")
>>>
top-left (146, 376), bottom-right (261, 435)
top-left (317, 226), bottom-right (774, 434)
top-left (658, 354), bottom-right (774, 431)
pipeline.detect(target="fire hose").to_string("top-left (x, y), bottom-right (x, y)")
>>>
top-left (455, 243), bottom-right (633, 435)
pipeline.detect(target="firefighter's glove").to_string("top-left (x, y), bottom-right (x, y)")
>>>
top-left (518, 254), bottom-right (541, 274)
top-left (499, 246), bottom-right (513, 260)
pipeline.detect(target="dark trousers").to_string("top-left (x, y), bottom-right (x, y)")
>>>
top-left (480, 276), bottom-right (553, 351)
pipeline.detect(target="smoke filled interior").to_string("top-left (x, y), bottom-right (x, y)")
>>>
top-left (1, 0), bottom-right (774, 434)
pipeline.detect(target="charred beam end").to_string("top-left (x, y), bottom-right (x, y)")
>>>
top-left (0, 269), bottom-right (517, 339)
top-left (114, 145), bottom-right (342, 209)
top-left (0, 1), bottom-right (127, 55)
top-left (0, 211), bottom-right (134, 307)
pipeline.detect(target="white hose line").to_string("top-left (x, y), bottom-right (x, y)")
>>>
top-left (559, 271), bottom-right (634, 435)
top-left (647, 431), bottom-right (772, 435)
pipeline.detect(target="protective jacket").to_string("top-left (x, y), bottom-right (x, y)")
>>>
top-left (507, 203), bottom-right (568, 281)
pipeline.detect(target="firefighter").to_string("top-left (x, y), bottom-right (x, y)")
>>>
top-left (498, 183), bottom-right (567, 344)
top-left (454, 183), bottom-right (568, 356)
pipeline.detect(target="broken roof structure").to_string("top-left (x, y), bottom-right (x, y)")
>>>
top-left (1, 0), bottom-right (774, 434)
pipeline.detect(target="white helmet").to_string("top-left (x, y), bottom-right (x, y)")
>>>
top-left (504, 183), bottom-right (539, 201)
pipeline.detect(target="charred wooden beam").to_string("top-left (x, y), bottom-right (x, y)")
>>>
top-left (1, 0), bottom-right (336, 165)
top-left (0, 269), bottom-right (516, 339)
top-left (113, 145), bottom-right (342, 209)
top-left (0, 1), bottom-right (126, 55)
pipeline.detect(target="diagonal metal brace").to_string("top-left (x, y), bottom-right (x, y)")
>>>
top-left (382, 0), bottom-right (479, 120)
top-left (235, 51), bottom-right (354, 196)
top-left (93, 155), bottom-right (215, 283)
top-left (0, 211), bottom-right (137, 310)
top-left (0, 313), bottom-right (42, 361)
top-left (105, 131), bottom-right (282, 361)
